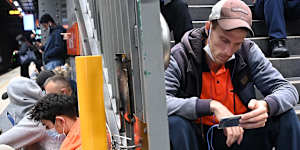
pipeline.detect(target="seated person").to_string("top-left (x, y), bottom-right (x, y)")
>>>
top-left (30, 94), bottom-right (81, 150)
top-left (253, 0), bottom-right (300, 58)
top-left (52, 64), bottom-right (78, 98)
top-left (160, 0), bottom-right (193, 44)
top-left (35, 70), bottom-right (56, 89)
top-left (15, 34), bottom-right (32, 78)
top-left (44, 75), bottom-right (73, 96)
top-left (44, 75), bottom-right (78, 117)
top-left (165, 0), bottom-right (300, 149)
top-left (0, 77), bottom-right (63, 150)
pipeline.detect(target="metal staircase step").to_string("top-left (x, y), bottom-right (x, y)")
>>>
top-left (189, 5), bottom-right (213, 21)
top-left (186, 0), bottom-right (253, 5)
top-left (268, 55), bottom-right (300, 78)
top-left (188, 5), bottom-right (254, 21)
top-left (171, 36), bottom-right (300, 56)
top-left (287, 78), bottom-right (300, 104)
top-left (193, 20), bottom-right (300, 37)
top-left (251, 20), bottom-right (300, 37)
top-left (249, 36), bottom-right (300, 56)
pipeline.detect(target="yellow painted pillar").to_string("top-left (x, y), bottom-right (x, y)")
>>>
top-left (75, 56), bottom-right (108, 150)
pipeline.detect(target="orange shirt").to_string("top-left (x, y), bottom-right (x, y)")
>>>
top-left (200, 65), bottom-right (247, 126)
top-left (60, 119), bottom-right (81, 150)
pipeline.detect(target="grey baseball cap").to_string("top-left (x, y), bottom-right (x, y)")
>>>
top-left (209, 0), bottom-right (254, 36)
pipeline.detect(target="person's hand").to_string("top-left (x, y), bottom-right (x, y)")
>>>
top-left (61, 33), bottom-right (71, 40)
top-left (210, 100), bottom-right (244, 147)
top-left (13, 50), bottom-right (18, 55)
top-left (35, 42), bottom-right (43, 48)
top-left (39, 49), bottom-right (43, 54)
top-left (223, 126), bottom-right (244, 147)
top-left (240, 99), bottom-right (268, 129)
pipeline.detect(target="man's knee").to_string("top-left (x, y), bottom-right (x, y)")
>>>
top-left (279, 109), bottom-right (298, 120)
top-left (168, 116), bottom-right (200, 150)
top-left (169, 116), bottom-right (192, 131)
top-left (278, 109), bottom-right (300, 128)
top-left (168, 115), bottom-right (198, 139)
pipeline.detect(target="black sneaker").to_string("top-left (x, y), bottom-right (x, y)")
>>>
top-left (1, 92), bottom-right (8, 100)
top-left (270, 39), bottom-right (290, 58)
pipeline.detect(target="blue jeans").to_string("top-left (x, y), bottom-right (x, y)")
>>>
top-left (254, 0), bottom-right (300, 39)
top-left (169, 109), bottom-right (300, 150)
top-left (44, 60), bottom-right (64, 71)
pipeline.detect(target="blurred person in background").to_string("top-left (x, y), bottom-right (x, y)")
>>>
top-left (39, 14), bottom-right (67, 71)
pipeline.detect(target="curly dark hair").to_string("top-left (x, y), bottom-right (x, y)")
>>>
top-left (40, 13), bottom-right (55, 24)
top-left (29, 94), bottom-right (77, 123)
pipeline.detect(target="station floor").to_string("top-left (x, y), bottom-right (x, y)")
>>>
top-left (0, 67), bottom-right (19, 114)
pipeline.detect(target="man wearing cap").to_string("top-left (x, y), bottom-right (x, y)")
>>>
top-left (165, 0), bottom-right (300, 149)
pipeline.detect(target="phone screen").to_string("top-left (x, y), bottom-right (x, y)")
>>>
top-left (218, 115), bottom-right (241, 129)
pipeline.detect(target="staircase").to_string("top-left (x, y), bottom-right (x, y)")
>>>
top-left (185, 0), bottom-right (300, 120)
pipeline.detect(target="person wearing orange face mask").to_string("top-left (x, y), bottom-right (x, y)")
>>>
top-left (30, 94), bottom-right (80, 150)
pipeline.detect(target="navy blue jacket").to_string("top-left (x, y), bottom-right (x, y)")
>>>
top-left (43, 25), bottom-right (67, 64)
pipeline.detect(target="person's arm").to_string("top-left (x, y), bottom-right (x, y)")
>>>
top-left (165, 55), bottom-right (212, 120)
top-left (239, 41), bottom-right (298, 129)
top-left (18, 44), bottom-right (28, 55)
top-left (0, 115), bottom-right (46, 149)
top-left (247, 41), bottom-right (298, 116)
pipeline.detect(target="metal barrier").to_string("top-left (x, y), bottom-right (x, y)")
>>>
top-left (67, 0), bottom-right (170, 149)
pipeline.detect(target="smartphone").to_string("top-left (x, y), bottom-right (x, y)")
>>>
top-left (218, 115), bottom-right (242, 129)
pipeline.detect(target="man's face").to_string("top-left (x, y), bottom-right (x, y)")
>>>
top-left (41, 23), bottom-right (49, 30)
top-left (209, 24), bottom-right (248, 65)
top-left (42, 118), bottom-right (64, 134)
top-left (42, 120), bottom-right (55, 130)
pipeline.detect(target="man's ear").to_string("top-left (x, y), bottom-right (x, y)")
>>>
top-left (61, 87), bottom-right (72, 96)
top-left (55, 116), bottom-right (65, 126)
top-left (54, 116), bottom-right (65, 134)
top-left (205, 21), bottom-right (211, 35)
top-left (60, 88), bottom-right (67, 95)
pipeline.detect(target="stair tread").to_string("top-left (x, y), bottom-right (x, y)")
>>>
top-left (187, 0), bottom-right (253, 5)
top-left (295, 104), bottom-right (300, 111)
top-left (286, 77), bottom-right (300, 81)
top-left (269, 55), bottom-right (300, 61)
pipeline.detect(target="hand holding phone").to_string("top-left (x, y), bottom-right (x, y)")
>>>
top-left (218, 115), bottom-right (242, 129)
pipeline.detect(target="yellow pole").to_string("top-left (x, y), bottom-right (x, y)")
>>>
top-left (75, 56), bottom-right (108, 150)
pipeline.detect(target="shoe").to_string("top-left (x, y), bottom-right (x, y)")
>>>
top-left (270, 39), bottom-right (290, 58)
top-left (1, 92), bottom-right (8, 100)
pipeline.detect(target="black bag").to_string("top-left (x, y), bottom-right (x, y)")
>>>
top-left (19, 49), bottom-right (37, 65)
